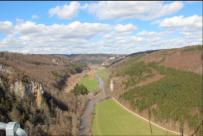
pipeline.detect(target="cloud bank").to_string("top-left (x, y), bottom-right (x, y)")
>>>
top-left (0, 1), bottom-right (202, 54)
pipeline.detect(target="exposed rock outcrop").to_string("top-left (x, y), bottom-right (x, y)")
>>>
top-left (0, 64), bottom-right (14, 75)
top-left (9, 80), bottom-right (44, 108)
top-left (0, 52), bottom-right (87, 135)
top-left (0, 64), bottom-right (44, 109)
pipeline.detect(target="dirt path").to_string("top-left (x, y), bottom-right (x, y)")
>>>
top-left (112, 97), bottom-right (182, 136)
top-left (79, 75), bottom-right (108, 136)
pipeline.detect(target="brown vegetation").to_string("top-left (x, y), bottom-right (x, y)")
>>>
top-left (142, 45), bottom-right (202, 75)
top-left (0, 52), bottom-right (87, 136)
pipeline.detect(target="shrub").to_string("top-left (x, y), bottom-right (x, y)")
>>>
top-left (72, 83), bottom-right (89, 95)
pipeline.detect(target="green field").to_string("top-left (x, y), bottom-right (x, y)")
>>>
top-left (92, 99), bottom-right (176, 136)
top-left (96, 67), bottom-right (109, 82)
top-left (79, 74), bottom-right (98, 92)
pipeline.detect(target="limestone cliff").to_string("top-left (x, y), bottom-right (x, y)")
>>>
top-left (0, 64), bottom-right (44, 109)
top-left (9, 80), bottom-right (44, 108)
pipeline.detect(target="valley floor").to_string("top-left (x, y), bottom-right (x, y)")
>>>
top-left (92, 98), bottom-right (178, 136)
top-left (79, 67), bottom-right (108, 136)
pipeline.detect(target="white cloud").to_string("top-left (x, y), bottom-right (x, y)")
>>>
top-left (137, 31), bottom-right (169, 44)
top-left (15, 21), bottom-right (45, 34)
top-left (0, 20), bottom-right (140, 54)
top-left (114, 24), bottom-right (136, 32)
top-left (159, 15), bottom-right (202, 28)
top-left (137, 31), bottom-right (157, 36)
top-left (86, 1), bottom-right (183, 20)
top-left (0, 18), bottom-right (201, 54)
top-left (13, 21), bottom-right (112, 39)
top-left (102, 32), bottom-right (140, 46)
top-left (49, 1), bottom-right (80, 19)
top-left (158, 15), bottom-right (202, 44)
top-left (0, 21), bottom-right (13, 33)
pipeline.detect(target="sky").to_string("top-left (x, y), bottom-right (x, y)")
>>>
top-left (0, 1), bottom-right (202, 54)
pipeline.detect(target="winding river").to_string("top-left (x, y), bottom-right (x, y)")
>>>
top-left (79, 75), bottom-right (108, 136)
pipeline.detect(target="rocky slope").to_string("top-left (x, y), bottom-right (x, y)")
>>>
top-left (0, 52), bottom-right (87, 136)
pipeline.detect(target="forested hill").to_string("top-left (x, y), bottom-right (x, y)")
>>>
top-left (109, 45), bottom-right (203, 135)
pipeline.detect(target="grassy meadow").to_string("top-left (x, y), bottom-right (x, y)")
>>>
top-left (79, 74), bottom-right (98, 92)
top-left (92, 99), bottom-right (176, 136)
top-left (96, 67), bottom-right (109, 82)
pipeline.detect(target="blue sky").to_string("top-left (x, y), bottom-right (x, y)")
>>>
top-left (0, 1), bottom-right (202, 54)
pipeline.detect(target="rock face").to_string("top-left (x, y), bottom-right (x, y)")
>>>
top-left (0, 64), bottom-right (44, 109)
top-left (0, 64), bottom-right (13, 74)
top-left (31, 81), bottom-right (44, 108)
top-left (0, 52), bottom-right (86, 135)
top-left (9, 80), bottom-right (44, 108)
top-left (10, 81), bottom-right (25, 98)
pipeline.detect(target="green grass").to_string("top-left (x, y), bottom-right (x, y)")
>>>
top-left (93, 99), bottom-right (176, 136)
top-left (78, 74), bottom-right (98, 92)
top-left (96, 67), bottom-right (109, 82)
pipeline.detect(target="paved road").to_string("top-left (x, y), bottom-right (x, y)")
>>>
top-left (79, 75), bottom-right (108, 136)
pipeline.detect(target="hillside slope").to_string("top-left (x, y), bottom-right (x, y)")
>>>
top-left (109, 45), bottom-right (202, 135)
top-left (0, 52), bottom-right (86, 135)
top-left (66, 54), bottom-right (126, 66)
